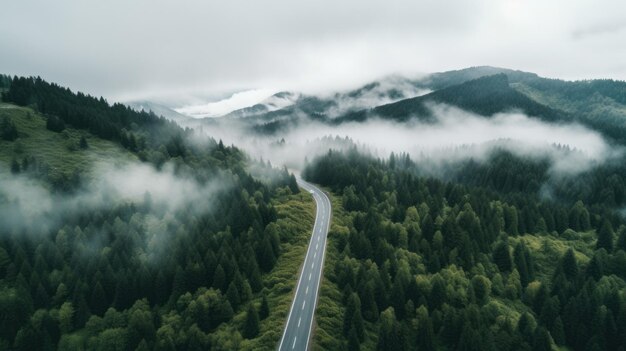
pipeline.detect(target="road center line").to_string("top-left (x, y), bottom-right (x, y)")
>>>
top-left (302, 301), bottom-right (306, 309)
top-left (293, 338), bottom-right (296, 349)
top-left (298, 317), bottom-right (301, 327)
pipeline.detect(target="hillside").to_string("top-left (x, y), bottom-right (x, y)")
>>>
top-left (304, 149), bottom-right (626, 351)
top-left (329, 74), bottom-right (565, 125)
top-left (0, 102), bottom-right (136, 182)
top-left (0, 76), bottom-right (306, 350)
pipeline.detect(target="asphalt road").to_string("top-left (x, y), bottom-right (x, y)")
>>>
top-left (278, 179), bottom-right (332, 351)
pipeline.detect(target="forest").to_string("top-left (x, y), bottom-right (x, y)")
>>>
top-left (0, 76), bottom-right (303, 350)
top-left (304, 148), bottom-right (626, 351)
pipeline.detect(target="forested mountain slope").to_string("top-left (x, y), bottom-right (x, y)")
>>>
top-left (305, 149), bottom-right (626, 351)
top-left (335, 74), bottom-right (565, 124)
top-left (0, 76), bottom-right (310, 350)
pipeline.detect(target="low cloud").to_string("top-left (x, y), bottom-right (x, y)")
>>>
top-left (322, 77), bottom-right (430, 118)
top-left (0, 161), bottom-right (229, 236)
top-left (197, 103), bottom-right (618, 176)
top-left (175, 89), bottom-right (278, 118)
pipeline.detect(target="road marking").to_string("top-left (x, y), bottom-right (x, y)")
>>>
top-left (311, 262), bottom-right (314, 268)
top-left (302, 301), bottom-right (306, 310)
top-left (316, 243), bottom-right (319, 250)
top-left (280, 180), bottom-right (331, 351)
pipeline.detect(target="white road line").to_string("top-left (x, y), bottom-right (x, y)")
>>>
top-left (311, 262), bottom-right (314, 268)
top-left (280, 180), bottom-right (331, 351)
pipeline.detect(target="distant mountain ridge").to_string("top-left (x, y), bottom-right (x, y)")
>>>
top-left (123, 66), bottom-right (626, 144)
top-left (203, 66), bottom-right (626, 144)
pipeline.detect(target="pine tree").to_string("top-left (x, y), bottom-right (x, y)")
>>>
top-left (617, 228), bottom-right (626, 252)
top-left (596, 220), bottom-right (614, 251)
top-left (561, 249), bottom-right (578, 280)
top-left (259, 293), bottom-right (270, 320)
top-left (0, 116), bottom-right (18, 141)
top-left (532, 327), bottom-right (552, 351)
top-left (226, 281), bottom-right (240, 310)
top-left (552, 316), bottom-right (565, 345)
top-left (11, 158), bottom-right (20, 174)
top-left (416, 307), bottom-right (435, 351)
top-left (348, 327), bottom-right (361, 351)
top-left (79, 136), bottom-right (89, 149)
top-left (493, 241), bottom-right (512, 272)
top-left (242, 304), bottom-right (259, 339)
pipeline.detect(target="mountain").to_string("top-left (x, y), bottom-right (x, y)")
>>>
top-left (126, 100), bottom-right (192, 125)
top-left (416, 65), bottom-right (539, 90)
top-left (224, 91), bottom-right (300, 118)
top-left (347, 73), bottom-right (566, 123)
top-left (0, 75), bottom-right (307, 351)
top-left (209, 66), bottom-right (626, 146)
top-left (512, 78), bottom-right (626, 143)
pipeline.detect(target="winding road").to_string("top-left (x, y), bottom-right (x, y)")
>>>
top-left (278, 179), bottom-right (332, 351)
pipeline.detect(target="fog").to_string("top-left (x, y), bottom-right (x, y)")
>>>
top-left (322, 77), bottom-right (431, 118)
top-left (199, 103), bottom-right (617, 176)
top-left (175, 89), bottom-right (278, 118)
top-left (2, 1), bottom-right (625, 102)
top-left (0, 161), bottom-right (229, 236)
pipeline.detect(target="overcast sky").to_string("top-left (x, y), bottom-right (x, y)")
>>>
top-left (1, 0), bottom-right (625, 102)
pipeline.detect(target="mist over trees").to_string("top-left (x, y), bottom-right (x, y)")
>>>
top-left (304, 149), bottom-right (626, 350)
top-left (0, 76), bottom-right (301, 350)
top-left (2, 66), bottom-right (626, 351)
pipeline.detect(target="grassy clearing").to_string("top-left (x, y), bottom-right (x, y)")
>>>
top-left (0, 102), bottom-right (135, 177)
top-left (211, 189), bottom-right (316, 350)
top-left (511, 231), bottom-right (594, 282)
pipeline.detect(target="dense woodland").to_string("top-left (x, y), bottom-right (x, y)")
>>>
top-left (304, 149), bottom-right (626, 351)
top-left (0, 77), bottom-right (301, 350)
top-left (3, 69), bottom-right (626, 350)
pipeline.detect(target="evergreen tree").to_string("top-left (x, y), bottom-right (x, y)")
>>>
top-left (242, 304), bottom-right (259, 339)
top-left (79, 136), bottom-right (89, 149)
top-left (0, 116), bottom-right (18, 141)
top-left (259, 293), bottom-right (270, 320)
top-left (347, 327), bottom-right (361, 351)
top-left (596, 220), bottom-right (614, 251)
top-left (46, 115), bottom-right (65, 132)
top-left (11, 158), bottom-right (20, 174)
top-left (493, 241), bottom-right (512, 272)
top-left (617, 228), bottom-right (626, 252)
top-left (561, 249), bottom-right (578, 280)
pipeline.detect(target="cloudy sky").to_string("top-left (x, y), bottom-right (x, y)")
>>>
top-left (1, 0), bottom-right (625, 102)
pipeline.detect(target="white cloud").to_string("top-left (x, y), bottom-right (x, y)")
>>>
top-left (175, 89), bottom-right (277, 118)
top-left (198, 103), bottom-right (617, 175)
top-left (1, 0), bottom-right (625, 101)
